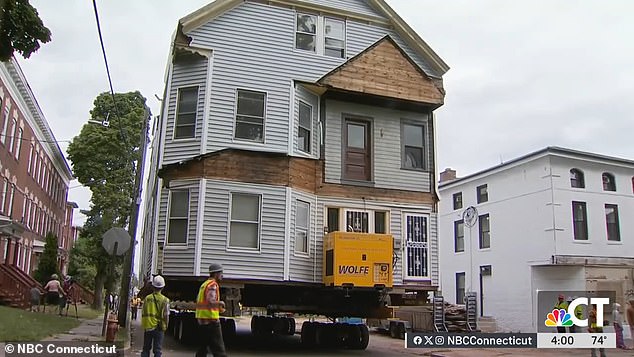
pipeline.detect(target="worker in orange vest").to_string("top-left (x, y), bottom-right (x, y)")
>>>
top-left (195, 263), bottom-right (227, 357)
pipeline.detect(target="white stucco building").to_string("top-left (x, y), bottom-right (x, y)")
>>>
top-left (438, 147), bottom-right (634, 332)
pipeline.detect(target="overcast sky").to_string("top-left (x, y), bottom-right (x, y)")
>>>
top-left (16, 0), bottom-right (634, 267)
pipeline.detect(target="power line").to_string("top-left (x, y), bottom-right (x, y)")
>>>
top-left (0, 133), bottom-right (71, 144)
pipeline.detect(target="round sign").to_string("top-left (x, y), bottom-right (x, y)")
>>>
top-left (102, 227), bottom-right (131, 256)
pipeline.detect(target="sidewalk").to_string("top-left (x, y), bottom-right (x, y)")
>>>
top-left (45, 313), bottom-right (131, 355)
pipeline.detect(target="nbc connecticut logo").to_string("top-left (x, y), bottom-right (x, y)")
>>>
top-left (545, 309), bottom-right (573, 327)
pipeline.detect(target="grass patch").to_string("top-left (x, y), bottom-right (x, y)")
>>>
top-left (0, 306), bottom-right (81, 341)
top-left (61, 304), bottom-right (102, 320)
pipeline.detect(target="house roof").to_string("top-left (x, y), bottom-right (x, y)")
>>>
top-left (177, 0), bottom-right (449, 77)
top-left (439, 146), bottom-right (634, 189)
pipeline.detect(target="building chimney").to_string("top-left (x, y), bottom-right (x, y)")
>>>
top-left (439, 168), bottom-right (457, 183)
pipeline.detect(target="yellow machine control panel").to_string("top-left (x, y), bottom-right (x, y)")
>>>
top-left (323, 232), bottom-right (393, 288)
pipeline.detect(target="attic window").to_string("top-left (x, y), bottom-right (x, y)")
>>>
top-left (295, 13), bottom-right (345, 58)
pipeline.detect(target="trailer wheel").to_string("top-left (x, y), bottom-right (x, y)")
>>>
top-left (287, 318), bottom-right (296, 335)
top-left (250, 315), bottom-right (260, 334)
top-left (389, 321), bottom-right (398, 338)
top-left (273, 316), bottom-right (289, 335)
top-left (345, 324), bottom-right (361, 349)
top-left (301, 321), bottom-right (317, 347)
top-left (222, 318), bottom-right (237, 344)
top-left (397, 322), bottom-right (406, 340)
top-left (356, 325), bottom-right (369, 350)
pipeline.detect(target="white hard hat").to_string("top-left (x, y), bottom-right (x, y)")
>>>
top-left (152, 275), bottom-right (165, 288)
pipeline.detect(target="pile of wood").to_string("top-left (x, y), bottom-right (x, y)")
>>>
top-left (444, 302), bottom-right (469, 332)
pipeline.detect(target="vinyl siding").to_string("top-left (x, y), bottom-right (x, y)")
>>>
top-left (163, 57), bottom-right (208, 164)
top-left (289, 189), bottom-right (318, 282)
top-left (184, 1), bottom-right (437, 155)
top-left (324, 99), bottom-right (432, 192)
top-left (201, 180), bottom-right (287, 280)
top-left (298, 0), bottom-right (387, 19)
top-left (157, 180), bottom-right (199, 276)
top-left (293, 85), bottom-right (320, 158)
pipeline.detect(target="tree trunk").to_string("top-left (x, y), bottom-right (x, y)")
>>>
top-left (92, 272), bottom-right (106, 310)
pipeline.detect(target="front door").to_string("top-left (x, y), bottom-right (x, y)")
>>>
top-left (404, 214), bottom-right (429, 279)
top-left (343, 120), bottom-right (371, 181)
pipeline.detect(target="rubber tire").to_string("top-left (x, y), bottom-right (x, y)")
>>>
top-left (389, 321), bottom-right (398, 339)
top-left (222, 318), bottom-right (237, 345)
top-left (357, 324), bottom-right (370, 350)
top-left (172, 317), bottom-right (181, 339)
top-left (287, 318), bottom-right (296, 335)
top-left (251, 315), bottom-right (261, 334)
top-left (301, 322), bottom-right (317, 347)
top-left (273, 316), bottom-right (289, 335)
top-left (178, 319), bottom-right (185, 342)
top-left (397, 322), bottom-right (406, 340)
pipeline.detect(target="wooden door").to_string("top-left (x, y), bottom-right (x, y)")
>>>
top-left (344, 120), bottom-right (371, 181)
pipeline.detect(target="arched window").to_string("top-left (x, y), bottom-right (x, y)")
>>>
top-left (570, 169), bottom-right (585, 188)
top-left (602, 173), bottom-right (616, 191)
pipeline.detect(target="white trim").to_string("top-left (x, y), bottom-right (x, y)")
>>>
top-left (287, 81), bottom-right (295, 155)
top-left (194, 178), bottom-right (206, 276)
top-left (172, 85), bottom-right (200, 141)
top-left (200, 53), bottom-right (214, 154)
top-left (165, 188), bottom-right (191, 246)
top-left (227, 191), bottom-right (262, 252)
top-left (284, 187), bottom-right (291, 280)
top-left (158, 64), bottom-right (174, 169)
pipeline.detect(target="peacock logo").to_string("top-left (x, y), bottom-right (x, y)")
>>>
top-left (545, 309), bottom-right (573, 327)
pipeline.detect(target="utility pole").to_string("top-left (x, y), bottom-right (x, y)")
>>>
top-left (117, 107), bottom-right (150, 327)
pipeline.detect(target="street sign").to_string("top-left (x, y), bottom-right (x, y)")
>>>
top-left (102, 227), bottom-right (131, 256)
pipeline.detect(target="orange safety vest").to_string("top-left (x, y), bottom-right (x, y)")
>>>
top-left (195, 278), bottom-right (220, 322)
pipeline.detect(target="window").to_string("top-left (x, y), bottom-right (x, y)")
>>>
top-left (478, 214), bottom-right (490, 249)
top-left (21, 195), bottom-right (26, 221)
top-left (602, 173), bottom-right (616, 191)
top-left (0, 104), bottom-right (8, 145)
top-left (298, 101), bottom-right (312, 153)
top-left (346, 210), bottom-right (369, 232)
top-left (167, 190), bottom-right (189, 244)
top-left (27, 144), bottom-right (34, 175)
top-left (8, 118), bottom-right (16, 153)
top-left (477, 184), bottom-right (488, 203)
top-left (454, 220), bottom-right (464, 252)
top-left (404, 214), bottom-right (429, 278)
top-left (327, 207), bottom-right (339, 233)
top-left (401, 122), bottom-right (425, 170)
top-left (229, 193), bottom-right (261, 249)
top-left (570, 168), bottom-right (585, 188)
top-left (174, 87), bottom-right (198, 139)
top-left (295, 200), bottom-right (310, 254)
top-left (605, 204), bottom-right (620, 241)
top-left (324, 18), bottom-right (345, 58)
top-left (235, 90), bottom-right (265, 142)
top-left (14, 128), bottom-right (22, 160)
top-left (456, 272), bottom-right (465, 304)
top-left (295, 13), bottom-right (317, 52)
top-left (25, 199), bottom-right (31, 228)
top-left (374, 211), bottom-right (387, 234)
top-left (453, 192), bottom-right (463, 210)
top-left (572, 201), bottom-right (588, 241)
top-left (343, 119), bottom-right (371, 181)
top-left (1, 178), bottom-right (7, 213)
top-left (7, 184), bottom-right (15, 218)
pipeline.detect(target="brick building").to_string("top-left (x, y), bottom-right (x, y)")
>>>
top-left (0, 58), bottom-right (76, 275)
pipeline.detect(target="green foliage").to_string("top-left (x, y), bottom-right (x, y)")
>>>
top-left (67, 236), bottom-right (97, 288)
top-left (0, 306), bottom-right (80, 341)
top-left (33, 232), bottom-right (59, 284)
top-left (0, 0), bottom-right (51, 61)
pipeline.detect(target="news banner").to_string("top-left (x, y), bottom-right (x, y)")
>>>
top-left (405, 332), bottom-right (616, 349)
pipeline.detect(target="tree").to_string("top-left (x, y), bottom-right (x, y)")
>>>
top-left (33, 232), bottom-right (58, 284)
top-left (67, 91), bottom-right (148, 309)
top-left (0, 0), bottom-right (51, 61)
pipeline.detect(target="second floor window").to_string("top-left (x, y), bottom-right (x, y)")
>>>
top-left (605, 204), bottom-right (620, 241)
top-left (235, 90), bottom-right (265, 142)
top-left (602, 173), bottom-right (616, 191)
top-left (27, 144), bottom-right (34, 175)
top-left (453, 192), bottom-right (463, 210)
top-left (167, 190), bottom-right (189, 244)
top-left (174, 87), bottom-right (198, 139)
top-left (572, 201), bottom-right (588, 240)
top-left (15, 128), bottom-right (22, 160)
top-left (324, 18), bottom-right (345, 58)
top-left (477, 184), bottom-right (488, 203)
top-left (401, 122), bottom-right (425, 170)
top-left (454, 220), bottom-right (464, 252)
top-left (295, 13), bottom-right (345, 58)
top-left (478, 214), bottom-right (490, 249)
top-left (296, 13), bottom-right (316, 52)
top-left (570, 168), bottom-right (585, 188)
top-left (8, 118), bottom-right (16, 154)
top-left (298, 101), bottom-right (312, 153)
top-left (343, 119), bottom-right (371, 181)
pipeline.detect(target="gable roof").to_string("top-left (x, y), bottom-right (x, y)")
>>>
top-left (178, 0), bottom-right (449, 77)
top-left (317, 35), bottom-right (444, 105)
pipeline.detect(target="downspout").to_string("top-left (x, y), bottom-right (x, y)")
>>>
top-left (548, 157), bottom-right (558, 261)
top-left (284, 187), bottom-right (291, 281)
top-left (194, 178), bottom-right (207, 276)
